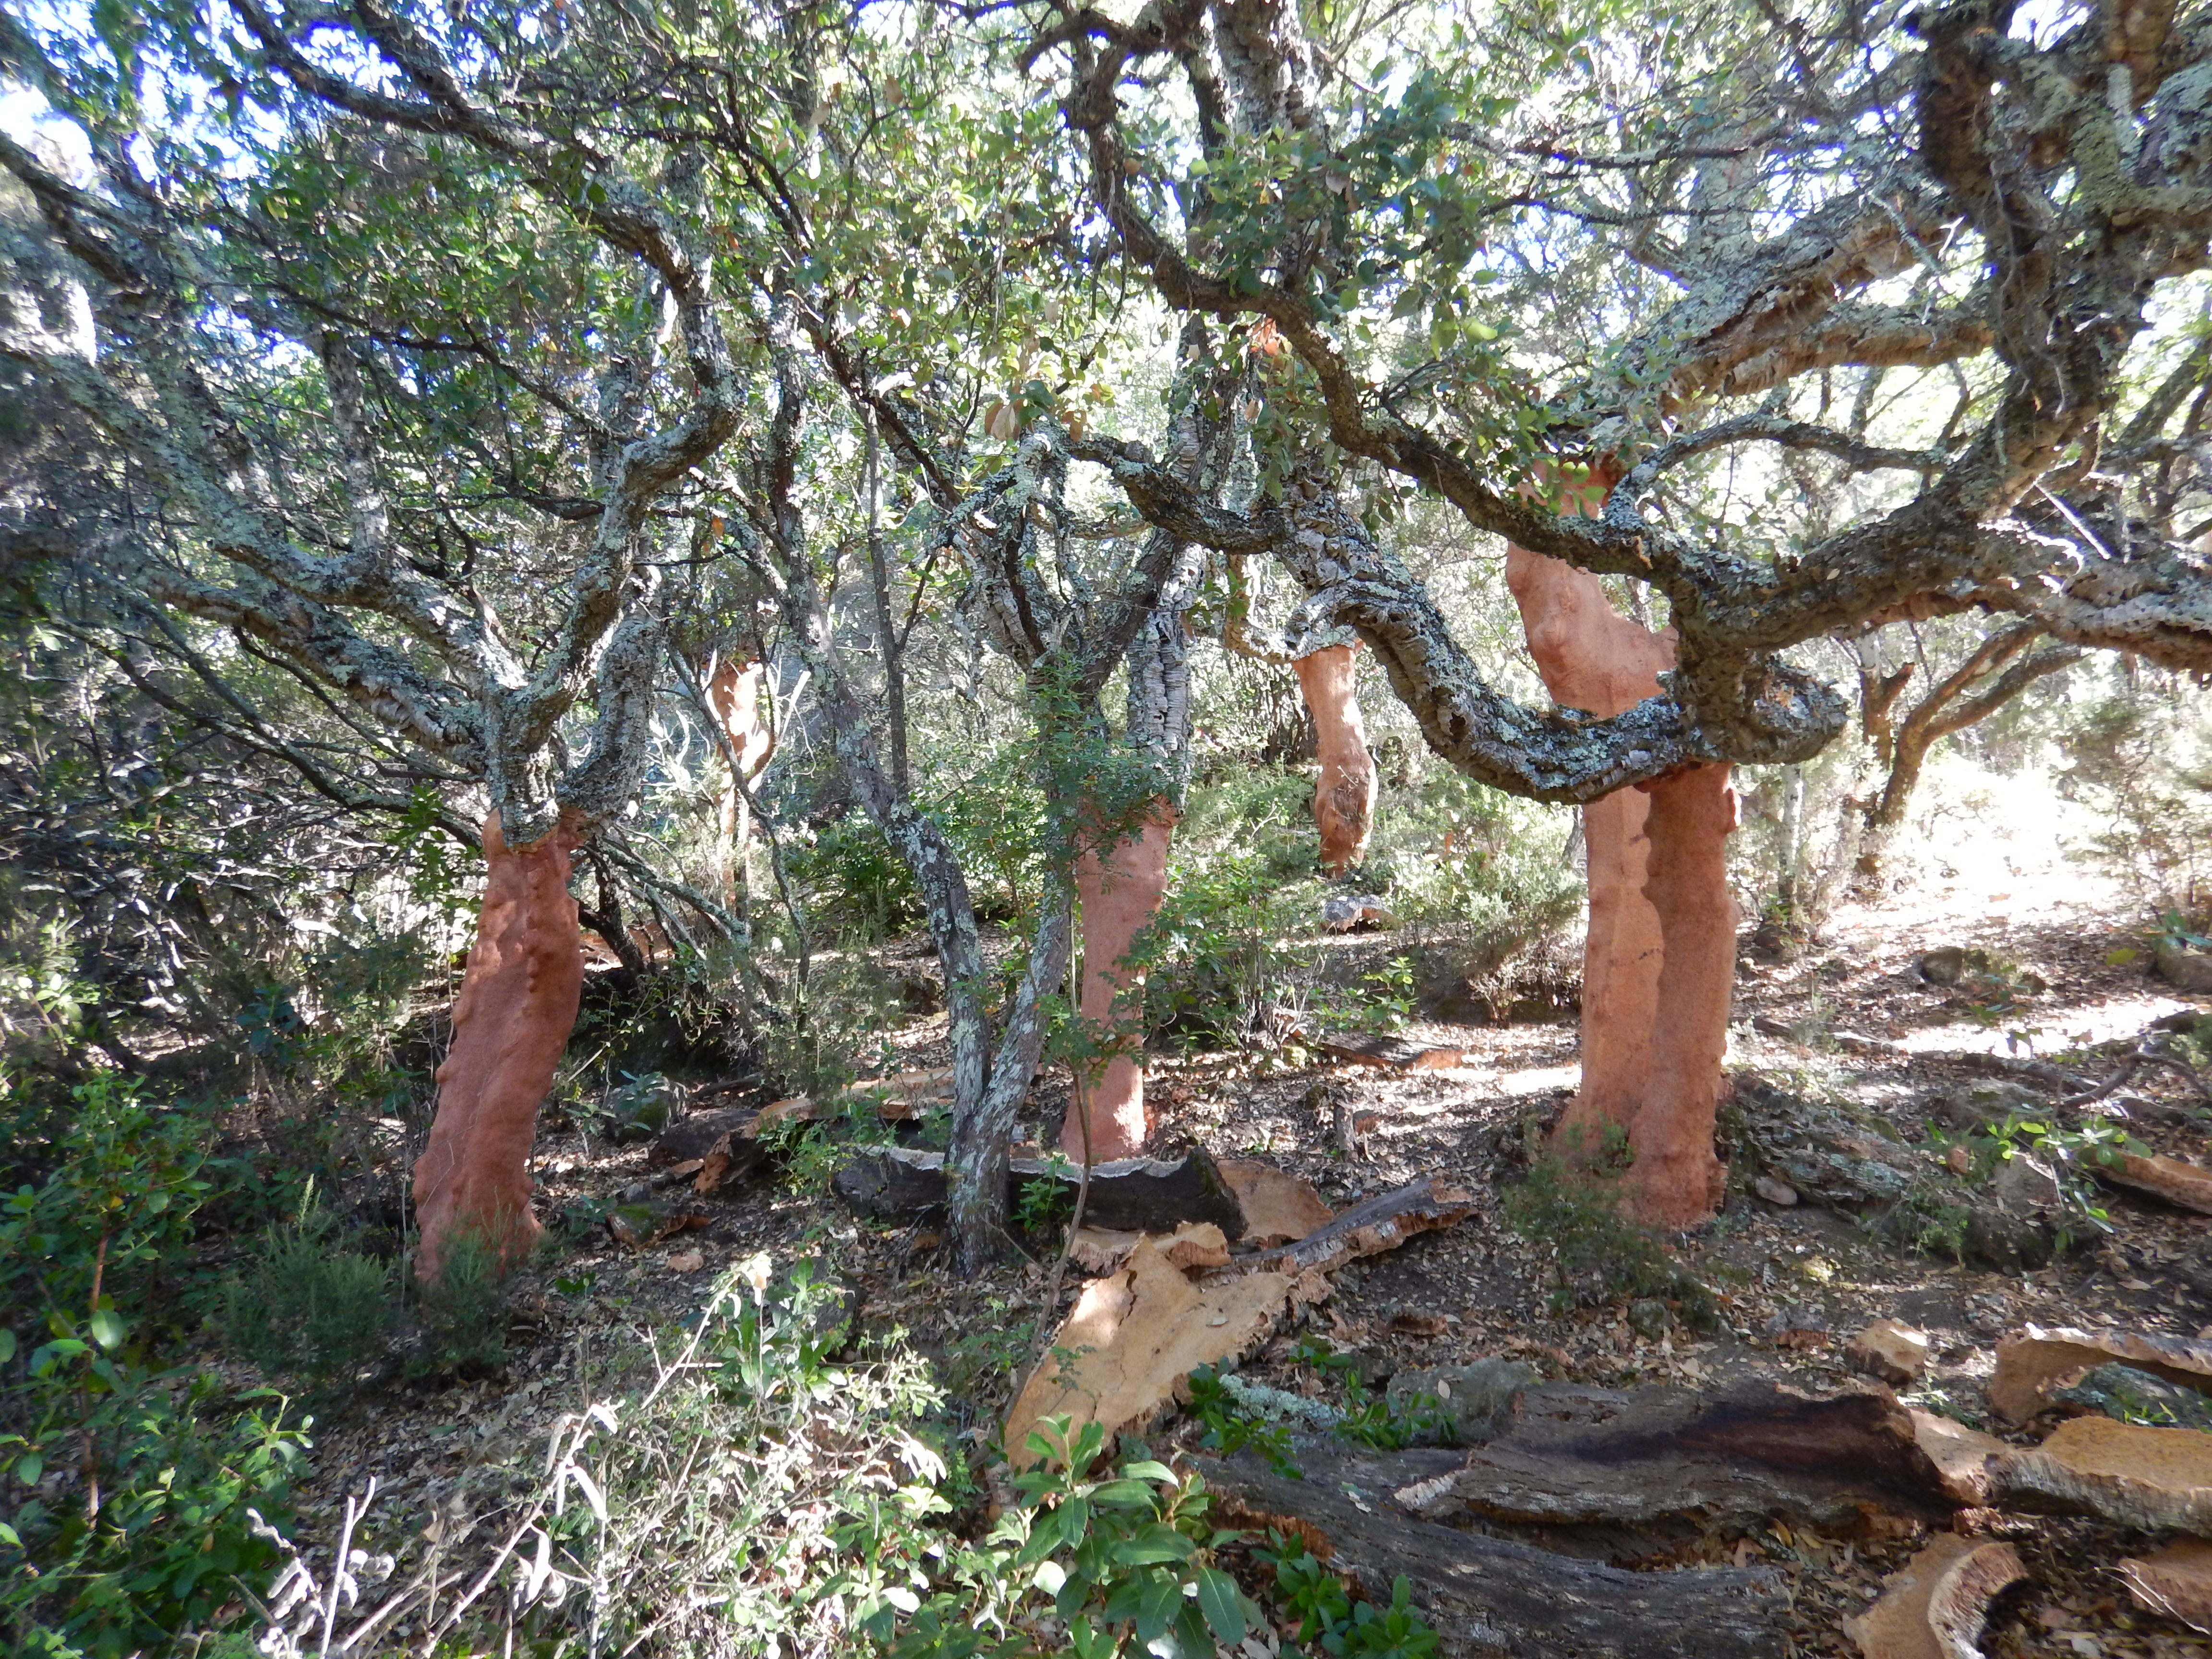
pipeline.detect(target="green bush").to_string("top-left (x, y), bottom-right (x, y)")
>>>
top-left (0, 1077), bottom-right (306, 1659)
top-left (1501, 1158), bottom-right (1719, 1327)
top-left (221, 1201), bottom-right (394, 1384)
top-left (414, 1230), bottom-right (510, 1376)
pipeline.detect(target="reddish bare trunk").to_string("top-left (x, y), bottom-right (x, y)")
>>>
top-left (1291, 644), bottom-right (1377, 875)
top-left (1061, 807), bottom-right (1175, 1164)
top-left (1504, 529), bottom-right (1736, 1227)
top-left (412, 812), bottom-right (585, 1283)
top-left (707, 656), bottom-right (775, 905)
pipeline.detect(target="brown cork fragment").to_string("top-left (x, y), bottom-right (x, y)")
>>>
top-left (1843, 1533), bottom-right (2028, 1659)
top-left (1006, 1237), bottom-right (1292, 1467)
top-left (2098, 1150), bottom-right (2212, 1214)
top-left (1907, 1410), bottom-right (2010, 1507)
top-left (1290, 643), bottom-right (1377, 875)
top-left (2118, 1539), bottom-right (2212, 1634)
top-left (1217, 1158), bottom-right (1334, 1247)
top-left (1992, 1416), bottom-right (2212, 1532)
top-left (1987, 1325), bottom-right (2212, 1422)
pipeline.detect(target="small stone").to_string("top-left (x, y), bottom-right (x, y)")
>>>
top-left (1627, 1298), bottom-right (1673, 1341)
top-left (2158, 938), bottom-right (2212, 994)
top-left (1767, 1309), bottom-right (1830, 1349)
top-left (1385, 1359), bottom-right (1536, 1446)
top-left (1934, 1080), bottom-right (2044, 1129)
top-left (1919, 946), bottom-right (1971, 986)
top-left (1990, 1153), bottom-right (2063, 1214)
top-left (2054, 1363), bottom-right (2212, 1431)
top-left (1753, 1174), bottom-right (1800, 1206)
top-left (1847, 1318), bottom-right (1931, 1384)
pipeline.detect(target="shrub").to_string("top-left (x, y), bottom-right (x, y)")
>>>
top-left (1501, 1158), bottom-right (1719, 1327)
top-left (221, 1200), bottom-right (395, 1384)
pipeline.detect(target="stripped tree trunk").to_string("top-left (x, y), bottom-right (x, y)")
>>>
top-left (1505, 502), bottom-right (1736, 1227)
top-left (705, 655), bottom-right (776, 910)
top-left (1291, 643), bottom-right (1378, 875)
top-left (1064, 809), bottom-right (1177, 1162)
top-left (412, 811), bottom-right (586, 1282)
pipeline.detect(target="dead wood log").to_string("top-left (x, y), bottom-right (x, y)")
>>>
top-left (1202, 1175), bottom-right (1473, 1281)
top-left (1197, 1441), bottom-right (1791, 1659)
top-left (832, 1143), bottom-right (1246, 1238)
top-left (2118, 1539), bottom-right (2212, 1635)
top-left (1396, 1380), bottom-right (1959, 1534)
top-left (1987, 1325), bottom-right (2212, 1422)
top-left (1317, 1031), bottom-right (1471, 1070)
top-left (646, 1106), bottom-right (768, 1191)
top-left (1991, 1416), bottom-right (2212, 1532)
top-left (1841, 1534), bottom-right (2027, 1659)
top-left (2096, 1150), bottom-right (2212, 1214)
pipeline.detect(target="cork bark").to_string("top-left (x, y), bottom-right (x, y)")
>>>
top-left (1291, 643), bottom-right (1377, 875)
top-left (705, 655), bottom-right (775, 904)
top-left (1063, 809), bottom-right (1177, 1163)
top-left (412, 811), bottom-right (585, 1282)
top-left (1505, 517), bottom-right (1735, 1227)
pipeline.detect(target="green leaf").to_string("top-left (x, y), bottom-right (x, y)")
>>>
top-left (1108, 1524), bottom-right (1195, 1566)
top-left (1089, 1479), bottom-right (1158, 1506)
top-left (90, 1310), bottom-right (126, 1350)
top-left (1193, 1566), bottom-right (1248, 1646)
top-left (1119, 1460), bottom-right (1177, 1483)
top-left (16, 1453), bottom-right (43, 1486)
top-left (0, 1329), bottom-right (14, 1363)
top-left (2106, 947), bottom-right (2140, 965)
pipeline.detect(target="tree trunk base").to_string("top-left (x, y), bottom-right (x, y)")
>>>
top-left (412, 811), bottom-right (584, 1284)
top-left (1064, 808), bottom-right (1175, 1164)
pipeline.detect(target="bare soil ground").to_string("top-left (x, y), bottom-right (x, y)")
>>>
top-left (277, 841), bottom-right (2212, 1659)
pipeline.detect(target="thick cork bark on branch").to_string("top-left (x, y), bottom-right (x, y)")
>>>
top-left (412, 811), bottom-right (585, 1283)
top-left (1506, 512), bottom-right (1734, 1227)
top-left (1290, 643), bottom-right (1377, 874)
top-left (1064, 808), bottom-right (1177, 1163)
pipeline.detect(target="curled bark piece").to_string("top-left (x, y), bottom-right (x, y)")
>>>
top-left (2118, 1539), bottom-right (2212, 1635)
top-left (1290, 643), bottom-right (1377, 874)
top-left (1316, 1032), bottom-right (1469, 1069)
top-left (1007, 1236), bottom-right (1293, 1467)
top-left (1842, 1534), bottom-right (2028, 1659)
top-left (1987, 1325), bottom-right (2212, 1423)
top-left (1215, 1158), bottom-right (1334, 1247)
top-left (1199, 1441), bottom-right (1791, 1659)
top-left (1992, 1416), bottom-right (2212, 1532)
top-left (2097, 1150), bottom-right (2212, 1214)
top-left (412, 811), bottom-right (586, 1284)
top-left (1849, 1321), bottom-right (1933, 1385)
top-left (1202, 1175), bottom-right (1473, 1281)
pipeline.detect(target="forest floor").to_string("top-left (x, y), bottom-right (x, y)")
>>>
top-left (275, 830), bottom-right (2212, 1659)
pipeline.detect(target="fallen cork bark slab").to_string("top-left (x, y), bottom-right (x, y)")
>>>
top-left (1992, 1415), bottom-right (2212, 1532)
top-left (1006, 1237), bottom-right (1293, 1467)
top-left (1197, 1442), bottom-right (1790, 1659)
top-left (1907, 1410), bottom-right (2010, 1507)
top-left (1202, 1175), bottom-right (1474, 1281)
top-left (1848, 1320), bottom-right (1931, 1386)
top-left (1842, 1533), bottom-right (2028, 1659)
top-left (2118, 1539), bottom-right (2212, 1635)
top-left (1215, 1157), bottom-right (1334, 1246)
top-left (1316, 1032), bottom-right (1470, 1070)
top-left (1987, 1325), bottom-right (2212, 1422)
top-left (1394, 1381), bottom-right (1958, 1533)
top-left (2097, 1150), bottom-right (2212, 1214)
top-left (1068, 1221), bottom-right (1230, 1275)
top-left (832, 1144), bottom-right (1246, 1238)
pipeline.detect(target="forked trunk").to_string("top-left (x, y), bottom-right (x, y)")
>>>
top-left (1062, 806), bottom-right (1177, 1163)
top-left (1505, 530), bottom-right (1736, 1228)
top-left (1291, 643), bottom-right (1378, 876)
top-left (413, 811), bottom-right (585, 1283)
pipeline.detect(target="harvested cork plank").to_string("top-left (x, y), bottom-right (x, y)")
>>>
top-left (1843, 1533), bottom-right (2027, 1659)
top-left (2117, 1539), bottom-right (2212, 1635)
top-left (1006, 1236), bottom-right (1292, 1467)
top-left (2098, 1150), bottom-right (2212, 1215)
top-left (1986, 1325), bottom-right (2212, 1422)
top-left (1992, 1416), bottom-right (2212, 1532)
top-left (1316, 1031), bottom-right (1470, 1070)
top-left (1906, 1409), bottom-right (2010, 1507)
top-left (1215, 1157), bottom-right (1334, 1247)
top-left (1203, 1174), bottom-right (1473, 1281)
